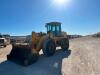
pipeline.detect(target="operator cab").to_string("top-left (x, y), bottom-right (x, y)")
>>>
top-left (45, 22), bottom-right (62, 37)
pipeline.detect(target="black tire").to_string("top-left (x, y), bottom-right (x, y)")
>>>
top-left (23, 53), bottom-right (39, 66)
top-left (43, 39), bottom-right (56, 56)
top-left (61, 38), bottom-right (69, 50)
top-left (4, 45), bottom-right (7, 47)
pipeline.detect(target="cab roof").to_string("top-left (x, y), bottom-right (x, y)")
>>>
top-left (45, 22), bottom-right (61, 27)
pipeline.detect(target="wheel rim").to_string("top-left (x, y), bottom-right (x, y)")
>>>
top-left (48, 41), bottom-right (55, 54)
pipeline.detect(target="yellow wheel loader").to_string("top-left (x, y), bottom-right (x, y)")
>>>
top-left (7, 22), bottom-right (69, 66)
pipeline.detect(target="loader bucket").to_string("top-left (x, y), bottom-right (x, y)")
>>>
top-left (7, 45), bottom-right (39, 66)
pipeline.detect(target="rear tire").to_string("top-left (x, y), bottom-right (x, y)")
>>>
top-left (61, 38), bottom-right (69, 50)
top-left (43, 39), bottom-right (56, 56)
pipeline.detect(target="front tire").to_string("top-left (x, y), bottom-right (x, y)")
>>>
top-left (43, 39), bottom-right (56, 56)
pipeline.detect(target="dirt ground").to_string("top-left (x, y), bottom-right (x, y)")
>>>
top-left (62, 36), bottom-right (100, 75)
top-left (0, 36), bottom-right (100, 75)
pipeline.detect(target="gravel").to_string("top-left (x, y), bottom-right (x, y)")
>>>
top-left (0, 36), bottom-right (100, 75)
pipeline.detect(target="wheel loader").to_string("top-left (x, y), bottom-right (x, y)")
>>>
top-left (7, 22), bottom-right (69, 66)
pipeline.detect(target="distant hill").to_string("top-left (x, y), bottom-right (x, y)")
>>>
top-left (68, 35), bottom-right (82, 39)
top-left (11, 36), bottom-right (26, 40)
top-left (92, 32), bottom-right (100, 37)
top-left (87, 32), bottom-right (100, 37)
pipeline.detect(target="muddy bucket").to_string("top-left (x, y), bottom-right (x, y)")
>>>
top-left (7, 45), bottom-right (39, 66)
